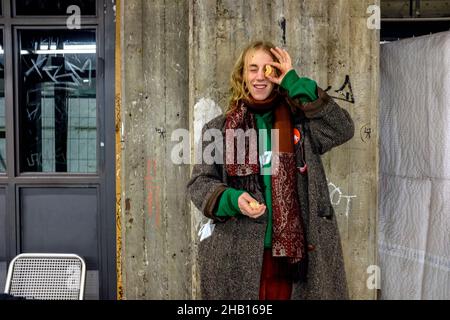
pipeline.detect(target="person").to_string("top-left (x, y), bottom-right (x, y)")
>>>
top-left (187, 40), bottom-right (355, 300)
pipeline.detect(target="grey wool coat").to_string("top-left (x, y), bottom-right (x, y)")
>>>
top-left (187, 88), bottom-right (355, 300)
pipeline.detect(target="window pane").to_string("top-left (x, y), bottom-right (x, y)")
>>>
top-left (0, 32), bottom-right (5, 172)
top-left (16, 0), bottom-right (96, 16)
top-left (19, 30), bottom-right (97, 173)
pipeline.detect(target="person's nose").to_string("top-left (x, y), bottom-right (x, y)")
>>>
top-left (256, 68), bottom-right (265, 80)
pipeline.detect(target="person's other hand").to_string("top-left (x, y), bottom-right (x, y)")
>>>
top-left (237, 192), bottom-right (266, 219)
top-left (266, 46), bottom-right (294, 85)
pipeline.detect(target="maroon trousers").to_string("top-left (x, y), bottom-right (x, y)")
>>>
top-left (259, 249), bottom-right (293, 300)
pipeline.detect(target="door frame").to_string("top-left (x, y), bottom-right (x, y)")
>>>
top-left (0, 0), bottom-right (116, 299)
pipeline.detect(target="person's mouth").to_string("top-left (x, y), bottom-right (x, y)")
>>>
top-left (253, 83), bottom-right (268, 90)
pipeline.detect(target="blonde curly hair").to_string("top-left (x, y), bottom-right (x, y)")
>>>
top-left (226, 40), bottom-right (281, 115)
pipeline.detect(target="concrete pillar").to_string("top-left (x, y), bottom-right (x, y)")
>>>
top-left (120, 0), bottom-right (191, 299)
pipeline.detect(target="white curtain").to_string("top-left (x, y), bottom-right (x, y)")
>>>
top-left (379, 31), bottom-right (450, 299)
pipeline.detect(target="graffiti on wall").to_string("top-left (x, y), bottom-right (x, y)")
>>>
top-left (325, 75), bottom-right (355, 104)
top-left (328, 180), bottom-right (357, 218)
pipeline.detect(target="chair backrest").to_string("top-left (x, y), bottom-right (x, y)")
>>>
top-left (4, 253), bottom-right (86, 300)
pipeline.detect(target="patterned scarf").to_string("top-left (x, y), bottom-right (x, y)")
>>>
top-left (225, 92), bottom-right (306, 264)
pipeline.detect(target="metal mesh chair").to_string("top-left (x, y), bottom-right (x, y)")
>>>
top-left (4, 253), bottom-right (86, 300)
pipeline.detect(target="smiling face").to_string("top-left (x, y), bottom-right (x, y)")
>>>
top-left (244, 49), bottom-right (275, 101)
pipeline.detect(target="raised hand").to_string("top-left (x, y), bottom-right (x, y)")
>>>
top-left (265, 47), bottom-right (295, 85)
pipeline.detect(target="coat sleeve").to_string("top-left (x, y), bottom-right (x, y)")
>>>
top-left (186, 117), bottom-right (228, 222)
top-left (301, 87), bottom-right (355, 155)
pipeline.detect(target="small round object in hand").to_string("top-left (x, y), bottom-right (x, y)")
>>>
top-left (249, 201), bottom-right (261, 209)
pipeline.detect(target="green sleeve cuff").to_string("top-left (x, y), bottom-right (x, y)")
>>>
top-left (280, 69), bottom-right (318, 103)
top-left (215, 188), bottom-right (245, 217)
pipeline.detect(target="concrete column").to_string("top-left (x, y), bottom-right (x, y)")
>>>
top-left (120, 0), bottom-right (190, 299)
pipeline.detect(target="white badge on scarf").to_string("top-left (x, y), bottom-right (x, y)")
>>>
top-left (198, 219), bottom-right (215, 242)
top-left (259, 151), bottom-right (272, 170)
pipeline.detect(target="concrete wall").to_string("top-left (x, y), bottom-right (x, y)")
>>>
top-left (119, 0), bottom-right (379, 300)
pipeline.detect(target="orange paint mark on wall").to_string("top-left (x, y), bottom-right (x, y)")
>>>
top-left (145, 159), bottom-right (160, 227)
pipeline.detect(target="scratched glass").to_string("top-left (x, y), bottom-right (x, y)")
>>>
top-left (15, 0), bottom-right (96, 16)
top-left (0, 32), bottom-right (5, 172)
top-left (19, 30), bottom-right (97, 173)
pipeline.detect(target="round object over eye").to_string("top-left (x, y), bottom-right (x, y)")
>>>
top-left (264, 65), bottom-right (273, 77)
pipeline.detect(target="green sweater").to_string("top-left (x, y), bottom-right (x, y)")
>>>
top-left (214, 70), bottom-right (318, 248)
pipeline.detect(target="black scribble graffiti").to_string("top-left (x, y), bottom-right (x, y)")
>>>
top-left (325, 75), bottom-right (355, 104)
top-left (360, 124), bottom-right (372, 143)
top-left (278, 17), bottom-right (286, 47)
